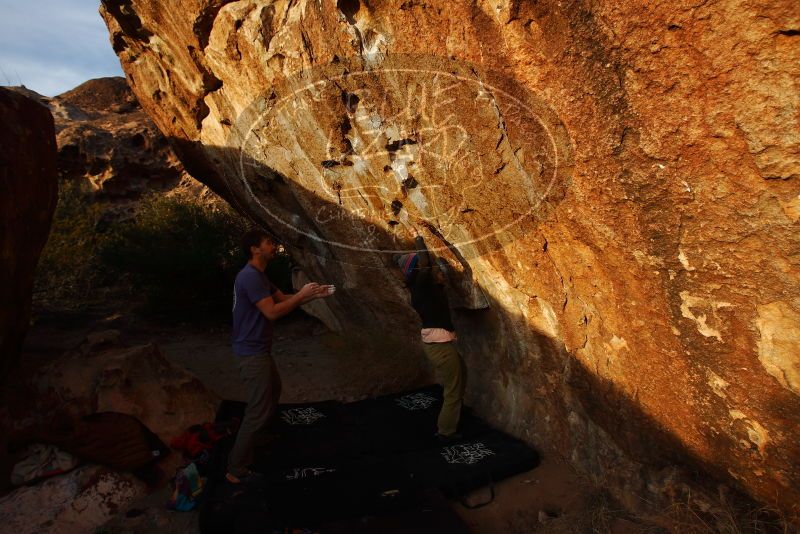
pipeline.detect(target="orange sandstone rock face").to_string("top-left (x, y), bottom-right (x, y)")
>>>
top-left (101, 0), bottom-right (800, 515)
top-left (15, 78), bottom-right (213, 205)
top-left (53, 77), bottom-right (192, 200)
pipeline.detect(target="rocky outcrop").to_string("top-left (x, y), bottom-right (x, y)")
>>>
top-left (52, 77), bottom-right (210, 202)
top-left (11, 78), bottom-right (214, 206)
top-left (101, 0), bottom-right (800, 518)
top-left (0, 89), bottom-right (58, 384)
top-left (27, 330), bottom-right (219, 444)
top-left (0, 465), bottom-right (146, 534)
top-left (1, 331), bottom-right (217, 528)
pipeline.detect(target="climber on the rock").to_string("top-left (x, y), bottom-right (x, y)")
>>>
top-left (394, 224), bottom-right (467, 442)
top-left (227, 229), bottom-right (333, 484)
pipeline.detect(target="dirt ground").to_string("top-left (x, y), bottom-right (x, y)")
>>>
top-left (15, 306), bottom-right (659, 533)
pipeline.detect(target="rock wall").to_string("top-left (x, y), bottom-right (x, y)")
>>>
top-left (0, 465), bottom-right (146, 534)
top-left (54, 78), bottom-right (188, 199)
top-left (27, 330), bottom-right (219, 444)
top-left (0, 89), bottom-right (58, 384)
top-left (12, 79), bottom-right (214, 206)
top-left (100, 0), bottom-right (800, 517)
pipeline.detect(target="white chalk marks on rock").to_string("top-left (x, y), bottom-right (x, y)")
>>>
top-left (225, 54), bottom-right (574, 258)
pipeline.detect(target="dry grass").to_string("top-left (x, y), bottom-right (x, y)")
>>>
top-left (497, 488), bottom-right (667, 533)
top-left (655, 498), bottom-right (795, 534)
top-left (531, 459), bottom-right (797, 533)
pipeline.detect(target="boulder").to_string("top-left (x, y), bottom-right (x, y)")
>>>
top-left (52, 77), bottom-right (201, 202)
top-left (31, 330), bottom-right (219, 445)
top-left (1, 332), bottom-right (218, 529)
top-left (101, 0), bottom-right (800, 518)
top-left (8, 78), bottom-right (215, 207)
top-left (0, 465), bottom-right (146, 534)
top-left (0, 88), bottom-right (58, 384)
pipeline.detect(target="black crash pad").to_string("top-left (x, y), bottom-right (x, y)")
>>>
top-left (199, 385), bottom-right (539, 533)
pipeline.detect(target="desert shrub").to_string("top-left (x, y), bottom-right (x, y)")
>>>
top-left (36, 185), bottom-right (295, 323)
top-left (34, 180), bottom-right (112, 306)
top-left (99, 194), bottom-right (251, 322)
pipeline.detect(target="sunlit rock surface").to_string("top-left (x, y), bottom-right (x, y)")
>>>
top-left (0, 88), bottom-right (58, 384)
top-left (101, 0), bottom-right (800, 516)
top-left (53, 77), bottom-right (190, 199)
top-left (10, 79), bottom-right (214, 207)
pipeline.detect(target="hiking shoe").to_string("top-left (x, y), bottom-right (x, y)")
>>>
top-left (435, 432), bottom-right (463, 444)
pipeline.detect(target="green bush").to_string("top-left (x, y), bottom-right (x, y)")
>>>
top-left (35, 180), bottom-right (111, 306)
top-left (36, 184), bottom-right (296, 323)
top-left (99, 194), bottom-right (254, 322)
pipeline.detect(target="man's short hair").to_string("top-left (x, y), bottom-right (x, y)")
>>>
top-left (240, 228), bottom-right (274, 259)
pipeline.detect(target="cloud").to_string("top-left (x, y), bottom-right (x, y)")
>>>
top-left (0, 0), bottom-right (123, 96)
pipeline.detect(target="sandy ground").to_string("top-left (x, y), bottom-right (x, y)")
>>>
top-left (13, 306), bottom-right (657, 533)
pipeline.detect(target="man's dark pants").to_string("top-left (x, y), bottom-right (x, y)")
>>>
top-left (227, 351), bottom-right (281, 477)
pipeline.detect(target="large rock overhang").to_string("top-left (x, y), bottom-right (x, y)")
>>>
top-left (100, 0), bottom-right (800, 518)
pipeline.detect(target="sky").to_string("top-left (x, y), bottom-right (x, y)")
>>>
top-left (0, 0), bottom-right (124, 97)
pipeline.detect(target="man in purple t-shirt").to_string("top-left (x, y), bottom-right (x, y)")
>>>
top-left (226, 229), bottom-right (332, 484)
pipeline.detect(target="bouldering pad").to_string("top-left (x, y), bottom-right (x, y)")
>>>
top-left (199, 385), bottom-right (539, 532)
